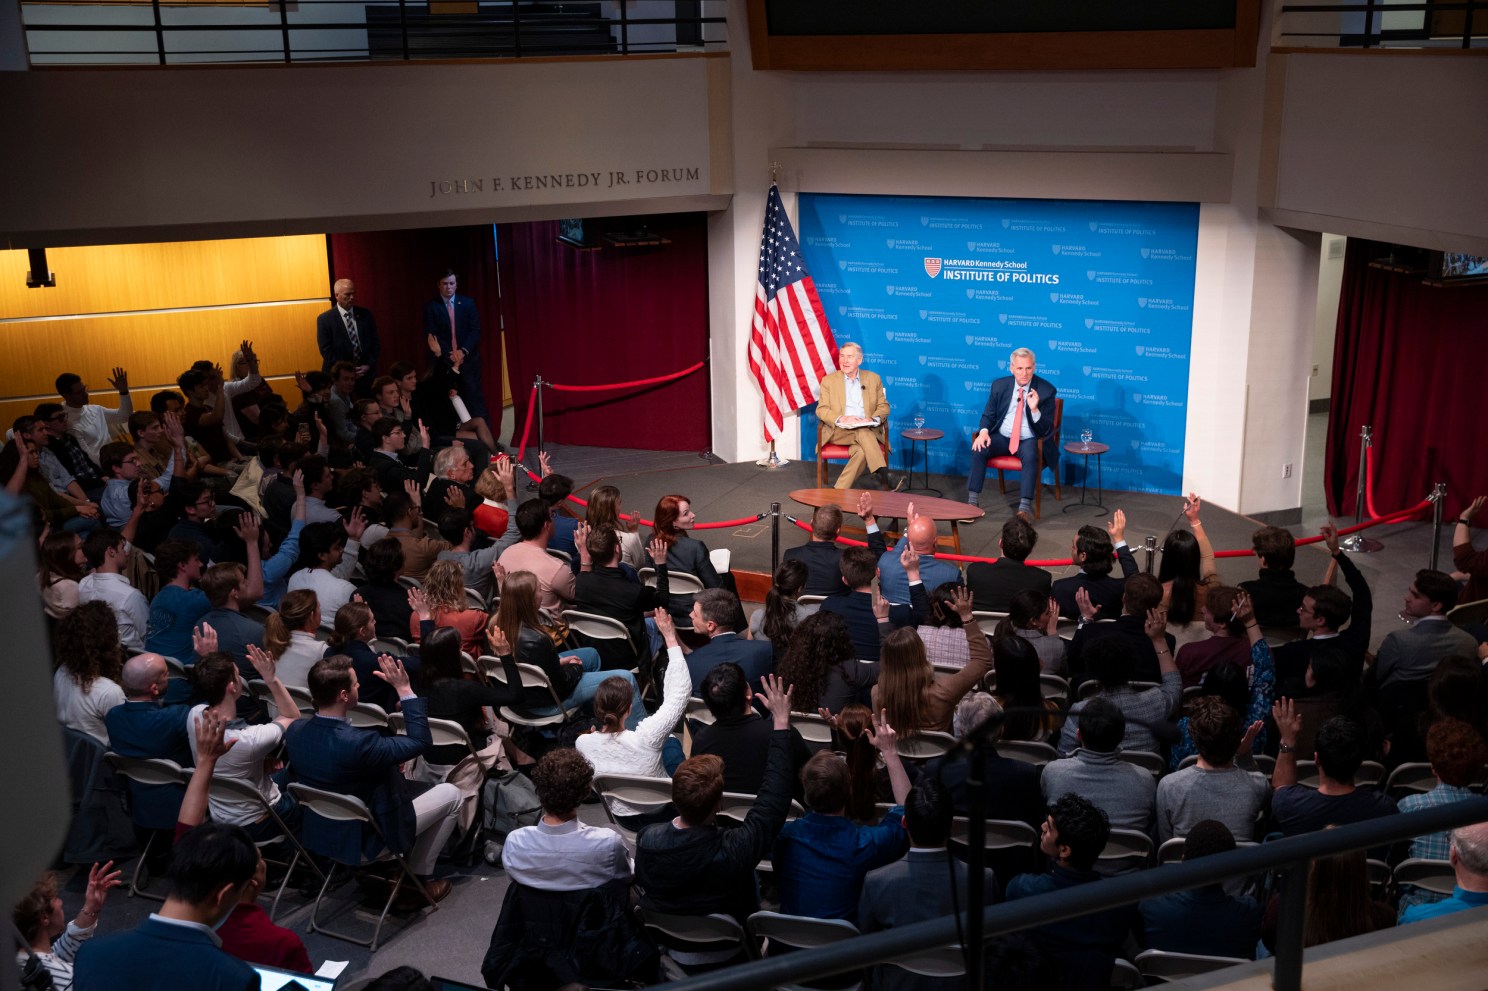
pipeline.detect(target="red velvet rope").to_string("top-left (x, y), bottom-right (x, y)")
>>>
top-left (545, 360), bottom-right (706, 393)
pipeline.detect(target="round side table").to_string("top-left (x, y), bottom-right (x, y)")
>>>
top-left (899, 427), bottom-right (944, 496)
top-left (1062, 441), bottom-right (1109, 514)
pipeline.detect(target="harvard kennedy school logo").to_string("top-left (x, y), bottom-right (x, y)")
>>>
top-left (924, 258), bottom-right (942, 279)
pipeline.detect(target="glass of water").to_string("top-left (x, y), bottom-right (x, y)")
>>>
top-left (1080, 428), bottom-right (1093, 448)
top-left (913, 415), bottom-right (926, 430)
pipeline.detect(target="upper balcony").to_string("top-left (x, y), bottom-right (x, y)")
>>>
top-left (19, 0), bottom-right (727, 66)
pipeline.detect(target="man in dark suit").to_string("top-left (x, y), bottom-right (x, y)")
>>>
top-left (284, 654), bottom-right (459, 903)
top-left (967, 515), bottom-right (1052, 613)
top-left (784, 491), bottom-right (889, 597)
top-left (574, 524), bottom-right (670, 664)
top-left (423, 268), bottom-right (488, 419)
top-left (819, 545), bottom-right (929, 661)
top-left (692, 662), bottom-right (811, 797)
top-left (1051, 511), bottom-right (1138, 621)
top-left (1067, 573), bottom-right (1176, 685)
top-left (73, 821), bottom-right (262, 991)
top-left (1273, 522), bottom-right (1374, 697)
top-left (686, 588), bottom-right (774, 693)
top-left (316, 279), bottom-right (379, 392)
top-left (967, 347), bottom-right (1058, 515)
top-left (1240, 525), bottom-right (1310, 629)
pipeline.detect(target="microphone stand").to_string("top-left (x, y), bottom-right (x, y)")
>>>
top-left (949, 708), bottom-right (1006, 991)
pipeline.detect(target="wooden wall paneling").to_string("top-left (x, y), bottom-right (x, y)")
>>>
top-left (0, 376), bottom-right (306, 434)
top-left (0, 301), bottom-right (325, 400)
top-left (0, 235), bottom-right (329, 320)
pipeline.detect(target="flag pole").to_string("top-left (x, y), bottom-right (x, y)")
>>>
top-left (756, 439), bottom-right (789, 469)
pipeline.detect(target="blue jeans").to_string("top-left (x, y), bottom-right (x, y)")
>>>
top-left (555, 648), bottom-right (649, 729)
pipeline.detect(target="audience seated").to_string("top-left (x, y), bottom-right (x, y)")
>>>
top-left (1274, 524), bottom-right (1373, 698)
top-left (1174, 584), bottom-right (1252, 689)
top-left (356, 536), bottom-right (416, 640)
top-left (1451, 495), bottom-right (1488, 606)
top-left (409, 561), bottom-right (488, 655)
top-left (1263, 845), bottom-right (1394, 952)
top-left (1400, 822), bottom-right (1488, 924)
top-left (38, 528), bottom-right (88, 620)
top-left (773, 709), bottom-right (911, 921)
top-left (496, 498), bottom-right (576, 613)
top-left (1240, 525), bottom-right (1309, 628)
top-left (536, 464), bottom-right (581, 563)
top-left (324, 601), bottom-right (421, 714)
top-left (145, 540), bottom-right (210, 661)
top-left (992, 633), bottom-right (1063, 743)
top-left (1270, 702), bottom-right (1398, 837)
top-left (1158, 495), bottom-right (1221, 650)
top-left (284, 654), bottom-right (459, 903)
top-left (914, 581), bottom-right (974, 672)
top-left (52, 601), bottom-right (127, 745)
top-left (1156, 697), bottom-right (1269, 843)
top-left (382, 491), bottom-right (450, 582)
top-left (749, 559), bottom-right (816, 659)
top-left (692, 662), bottom-right (811, 796)
top-left (1068, 573), bottom-right (1176, 685)
top-left (1138, 820), bottom-right (1261, 959)
top-left (295, 454), bottom-right (343, 524)
top-left (1169, 595), bottom-right (1276, 768)
top-left (776, 610), bottom-right (875, 715)
top-left (77, 528), bottom-right (150, 654)
top-left (1058, 633), bottom-right (1182, 757)
top-left (35, 400), bottom-right (106, 498)
top-left (12, 862), bottom-right (122, 991)
top-left (819, 545), bottom-right (929, 661)
top-left (105, 653), bottom-right (194, 835)
top-left (584, 484), bottom-right (647, 572)
top-left (1374, 569), bottom-right (1477, 688)
top-left (287, 518), bottom-right (365, 623)
top-left (178, 366), bottom-right (242, 466)
top-left (872, 586), bottom-right (989, 737)
top-left (879, 512), bottom-right (960, 606)
top-left (1051, 512), bottom-right (1137, 621)
top-left (501, 747), bottom-right (632, 890)
top-left (1396, 719), bottom-right (1488, 915)
top-left (426, 445), bottom-right (478, 517)
top-left (1042, 697), bottom-right (1157, 836)
top-left (783, 493), bottom-right (887, 597)
top-left (436, 488), bottom-right (519, 600)
top-left (647, 493), bottom-right (730, 616)
top-left (260, 589), bottom-right (324, 688)
top-left (368, 416), bottom-right (433, 495)
top-left (994, 588), bottom-right (1067, 676)
top-left (55, 368), bottom-right (133, 463)
top-left (571, 523), bottom-right (670, 662)
top-left (685, 588), bottom-right (774, 695)
top-left (967, 516), bottom-right (1052, 613)
top-left (634, 675), bottom-right (797, 943)
top-left (415, 626), bottom-right (520, 772)
top-left (195, 563), bottom-right (266, 673)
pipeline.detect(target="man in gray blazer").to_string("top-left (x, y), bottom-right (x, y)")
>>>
top-left (1375, 569), bottom-right (1478, 687)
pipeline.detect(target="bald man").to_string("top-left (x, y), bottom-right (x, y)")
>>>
top-left (877, 511), bottom-right (962, 605)
top-left (105, 652), bottom-right (195, 838)
top-left (316, 278), bottom-right (380, 390)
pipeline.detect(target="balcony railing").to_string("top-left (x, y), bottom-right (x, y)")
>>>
top-left (1275, 0), bottom-right (1487, 49)
top-left (21, 0), bottom-right (726, 66)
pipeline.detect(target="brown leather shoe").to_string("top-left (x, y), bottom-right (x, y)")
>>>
top-left (394, 877), bottom-right (451, 911)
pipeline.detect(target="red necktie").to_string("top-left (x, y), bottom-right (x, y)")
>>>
top-left (1009, 387), bottom-right (1025, 454)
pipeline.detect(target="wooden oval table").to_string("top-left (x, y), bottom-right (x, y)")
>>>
top-left (789, 488), bottom-right (984, 555)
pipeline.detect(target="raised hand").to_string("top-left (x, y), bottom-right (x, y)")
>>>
top-left (574, 522), bottom-right (592, 564)
top-left (372, 653), bottom-right (412, 696)
top-left (417, 420), bottom-right (430, 449)
top-left (1076, 586), bottom-right (1098, 622)
top-left (81, 860), bottom-right (122, 920)
top-left (816, 707), bottom-right (841, 729)
top-left (245, 643), bottom-right (279, 682)
top-left (233, 512), bottom-right (261, 548)
top-left (1183, 492), bottom-right (1202, 525)
top-left (407, 586), bottom-right (433, 621)
top-left (538, 451), bottom-right (553, 478)
top-left (162, 410), bottom-right (185, 445)
top-left (491, 561), bottom-right (507, 588)
top-left (444, 485), bottom-right (467, 509)
top-left (1239, 718), bottom-right (1264, 756)
top-left (427, 333), bottom-right (443, 358)
top-left (856, 490), bottom-right (875, 523)
top-left (1232, 589), bottom-right (1255, 626)
top-left (294, 370), bottom-right (311, 394)
top-left (1321, 522), bottom-right (1340, 555)
top-left (494, 454), bottom-right (515, 495)
top-left (653, 607), bottom-right (678, 648)
top-left (647, 536), bottom-right (669, 567)
top-left (871, 586), bottom-right (891, 623)
top-left (290, 468), bottom-right (305, 498)
top-left (865, 707), bottom-right (899, 755)
top-left (1464, 495), bottom-right (1486, 523)
top-left (899, 542), bottom-right (921, 580)
top-left (195, 707), bottom-right (236, 763)
top-left (1107, 508), bottom-right (1127, 543)
top-left (193, 621), bottom-right (219, 657)
top-left (950, 584), bottom-right (975, 624)
top-left (1272, 697), bottom-right (1302, 748)
top-left (486, 619), bottom-right (512, 656)
top-left (757, 672), bottom-right (794, 729)
top-left (404, 478), bottom-right (421, 506)
top-left (107, 367), bottom-right (129, 393)
top-left (345, 505), bottom-right (367, 541)
top-left (906, 501), bottom-right (918, 523)
top-left (1144, 606), bottom-right (1168, 640)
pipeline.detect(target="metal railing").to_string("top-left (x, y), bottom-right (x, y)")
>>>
top-left (1276, 0), bottom-right (1487, 49)
top-left (21, 0), bottom-right (726, 66)
top-left (649, 796), bottom-right (1488, 991)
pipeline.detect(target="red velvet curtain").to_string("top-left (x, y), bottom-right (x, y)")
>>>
top-left (1325, 240), bottom-right (1488, 517)
top-left (327, 226), bottom-right (502, 405)
top-left (496, 214), bottom-right (711, 452)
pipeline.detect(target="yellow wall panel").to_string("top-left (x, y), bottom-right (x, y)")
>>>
top-left (0, 377), bottom-right (307, 435)
top-left (0, 235), bottom-right (329, 320)
top-left (0, 302), bottom-right (325, 400)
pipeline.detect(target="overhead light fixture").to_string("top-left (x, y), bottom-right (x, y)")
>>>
top-left (26, 248), bottom-right (56, 288)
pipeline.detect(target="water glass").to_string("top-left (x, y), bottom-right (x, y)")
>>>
top-left (913, 415), bottom-right (926, 430)
top-left (1080, 428), bottom-right (1093, 448)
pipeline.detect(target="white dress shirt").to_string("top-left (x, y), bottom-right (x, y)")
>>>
top-left (998, 383), bottom-right (1041, 441)
top-left (65, 398), bottom-right (134, 462)
top-left (501, 817), bottom-right (633, 891)
top-left (78, 571), bottom-right (150, 653)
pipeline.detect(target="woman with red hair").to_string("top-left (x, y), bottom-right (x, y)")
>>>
top-left (648, 493), bottom-right (732, 617)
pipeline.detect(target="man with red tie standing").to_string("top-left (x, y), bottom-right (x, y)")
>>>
top-left (423, 268), bottom-right (488, 419)
top-left (967, 346), bottom-right (1058, 516)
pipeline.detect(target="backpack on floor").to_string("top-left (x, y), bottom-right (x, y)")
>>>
top-left (481, 769), bottom-right (543, 863)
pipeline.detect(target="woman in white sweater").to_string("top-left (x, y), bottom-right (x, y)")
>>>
top-left (576, 608), bottom-right (690, 829)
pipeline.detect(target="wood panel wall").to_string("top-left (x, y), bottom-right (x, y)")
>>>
top-left (0, 235), bottom-right (327, 431)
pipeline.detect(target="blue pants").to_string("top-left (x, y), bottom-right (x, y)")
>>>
top-left (967, 432), bottom-right (1043, 501)
top-left (556, 648), bottom-right (648, 729)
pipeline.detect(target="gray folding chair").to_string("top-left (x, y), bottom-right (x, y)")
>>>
top-left (286, 782), bottom-right (440, 950)
top-left (103, 753), bottom-right (190, 901)
top-left (1098, 828), bottom-right (1154, 873)
top-left (793, 711), bottom-right (835, 751)
top-left (347, 701), bottom-right (390, 729)
top-left (996, 739), bottom-right (1060, 766)
top-left (948, 817), bottom-right (1038, 856)
top-left (747, 911), bottom-right (863, 991)
top-left (1134, 949), bottom-right (1248, 982)
top-left (205, 775), bottom-right (325, 920)
top-left (592, 773), bottom-right (674, 847)
top-left (484, 659), bottom-right (582, 730)
top-left (1384, 761), bottom-right (1437, 796)
top-left (562, 608), bottom-right (645, 672)
top-left (641, 908), bottom-right (754, 980)
top-left (970, 610), bottom-right (1009, 637)
top-left (387, 712), bottom-right (482, 763)
top-left (1393, 858), bottom-right (1456, 896)
top-left (896, 731), bottom-right (956, 761)
top-left (883, 945), bottom-right (966, 980)
top-left (249, 678), bottom-right (313, 718)
top-left (1116, 750), bottom-right (1165, 776)
top-left (686, 697), bottom-right (717, 727)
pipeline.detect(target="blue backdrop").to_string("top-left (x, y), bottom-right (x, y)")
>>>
top-left (797, 194), bottom-right (1199, 496)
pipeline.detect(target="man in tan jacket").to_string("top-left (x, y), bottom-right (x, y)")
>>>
top-left (817, 343), bottom-right (900, 490)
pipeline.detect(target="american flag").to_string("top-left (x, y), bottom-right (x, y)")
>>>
top-left (748, 184), bottom-right (838, 443)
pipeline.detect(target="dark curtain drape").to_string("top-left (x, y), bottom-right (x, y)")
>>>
top-left (496, 214), bottom-right (711, 452)
top-left (327, 226), bottom-right (502, 409)
top-left (1325, 240), bottom-right (1488, 516)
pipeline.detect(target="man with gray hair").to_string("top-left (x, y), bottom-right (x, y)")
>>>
top-left (316, 277), bottom-right (380, 390)
top-left (1400, 820), bottom-right (1488, 923)
top-left (816, 342), bottom-right (901, 490)
top-left (968, 347), bottom-right (1058, 516)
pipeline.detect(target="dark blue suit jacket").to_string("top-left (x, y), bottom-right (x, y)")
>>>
top-left (104, 700), bottom-right (193, 830)
top-left (75, 917), bottom-right (257, 991)
top-left (316, 304), bottom-right (380, 372)
top-left (284, 696), bottom-right (432, 864)
top-left (686, 632), bottom-right (774, 695)
top-left (330, 639), bottom-right (422, 715)
top-left (977, 373), bottom-right (1058, 440)
top-left (818, 585), bottom-right (929, 661)
top-left (423, 293), bottom-right (482, 360)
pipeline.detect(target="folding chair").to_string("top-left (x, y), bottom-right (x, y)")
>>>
top-left (387, 712), bottom-right (482, 763)
top-left (1384, 761), bottom-right (1437, 796)
top-left (464, 586), bottom-right (488, 610)
top-left (996, 739), bottom-right (1059, 766)
top-left (205, 775), bottom-right (325, 921)
top-left (369, 636), bottom-right (413, 656)
top-left (347, 702), bottom-right (390, 729)
top-left (286, 782), bottom-right (440, 950)
top-left (640, 568), bottom-right (705, 631)
top-left (793, 712), bottom-right (835, 751)
top-left (562, 608), bottom-right (646, 675)
top-left (970, 610), bottom-right (1009, 637)
top-left (161, 656), bottom-right (189, 678)
top-left (686, 696), bottom-right (717, 727)
top-left (640, 908), bottom-right (754, 981)
top-left (1116, 750), bottom-right (1165, 776)
top-left (1098, 828), bottom-right (1154, 873)
top-left (483, 659), bottom-right (583, 731)
top-left (748, 911), bottom-right (863, 991)
top-left (592, 773), bottom-right (674, 847)
top-left (1040, 673), bottom-right (1070, 702)
top-left (948, 817), bottom-right (1038, 856)
top-left (103, 754), bottom-right (190, 900)
top-left (896, 731), bottom-right (956, 761)
top-left (1133, 949), bottom-right (1247, 982)
top-left (716, 792), bottom-right (806, 827)
top-left (248, 679), bottom-right (313, 719)
top-left (882, 945), bottom-right (966, 981)
top-left (1393, 858), bottom-right (1456, 896)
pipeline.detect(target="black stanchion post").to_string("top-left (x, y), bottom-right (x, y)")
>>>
top-left (1272, 859), bottom-right (1310, 991)
top-left (1430, 482), bottom-right (1447, 571)
top-left (1143, 535), bottom-right (1157, 575)
top-left (770, 502), bottom-right (780, 574)
top-left (528, 375), bottom-right (546, 491)
top-left (1342, 424), bottom-right (1382, 553)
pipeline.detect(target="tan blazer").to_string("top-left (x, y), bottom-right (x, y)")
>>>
top-left (817, 369), bottom-right (891, 450)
